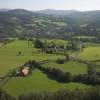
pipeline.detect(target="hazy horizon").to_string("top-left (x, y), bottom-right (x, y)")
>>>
top-left (0, 0), bottom-right (100, 11)
top-left (2, 8), bottom-right (100, 12)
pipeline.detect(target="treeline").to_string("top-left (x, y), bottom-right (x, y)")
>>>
top-left (0, 84), bottom-right (100, 100)
top-left (19, 87), bottom-right (100, 100)
top-left (38, 66), bottom-right (71, 83)
top-left (0, 37), bottom-right (15, 45)
top-left (1, 87), bottom-right (100, 100)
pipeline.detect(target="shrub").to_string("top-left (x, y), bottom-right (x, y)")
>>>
top-left (56, 59), bottom-right (65, 64)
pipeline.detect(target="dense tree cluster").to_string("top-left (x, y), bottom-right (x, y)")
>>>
top-left (74, 74), bottom-right (100, 85)
top-left (42, 67), bottom-right (71, 82)
top-left (56, 58), bottom-right (65, 64)
top-left (34, 39), bottom-right (44, 49)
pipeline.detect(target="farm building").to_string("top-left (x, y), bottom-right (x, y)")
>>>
top-left (22, 67), bottom-right (30, 76)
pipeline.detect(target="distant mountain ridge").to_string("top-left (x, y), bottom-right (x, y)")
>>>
top-left (37, 9), bottom-right (79, 15)
top-left (0, 8), bottom-right (11, 12)
top-left (0, 8), bottom-right (100, 38)
top-left (1, 8), bottom-right (100, 16)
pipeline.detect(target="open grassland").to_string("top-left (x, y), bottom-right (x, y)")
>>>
top-left (43, 61), bottom-right (87, 75)
top-left (78, 47), bottom-right (100, 61)
top-left (2, 69), bottom-right (91, 97)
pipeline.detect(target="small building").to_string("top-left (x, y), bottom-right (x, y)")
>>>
top-left (22, 67), bottom-right (29, 76)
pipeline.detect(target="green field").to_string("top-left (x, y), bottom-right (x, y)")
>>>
top-left (43, 61), bottom-right (87, 75)
top-left (2, 69), bottom-right (90, 97)
top-left (0, 39), bottom-right (100, 97)
top-left (79, 47), bottom-right (100, 60)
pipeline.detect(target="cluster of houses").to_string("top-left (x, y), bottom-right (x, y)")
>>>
top-left (34, 39), bottom-right (84, 55)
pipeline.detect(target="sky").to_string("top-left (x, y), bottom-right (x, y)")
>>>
top-left (0, 0), bottom-right (100, 11)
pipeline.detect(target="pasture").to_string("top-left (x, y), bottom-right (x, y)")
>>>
top-left (43, 61), bottom-right (87, 75)
top-left (78, 47), bottom-right (100, 61)
top-left (2, 69), bottom-right (90, 97)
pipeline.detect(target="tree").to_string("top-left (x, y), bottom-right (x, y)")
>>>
top-left (34, 38), bottom-right (44, 49)
top-left (17, 51), bottom-right (22, 56)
